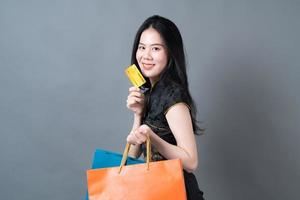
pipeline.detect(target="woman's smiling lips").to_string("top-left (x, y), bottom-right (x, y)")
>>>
top-left (142, 63), bottom-right (155, 69)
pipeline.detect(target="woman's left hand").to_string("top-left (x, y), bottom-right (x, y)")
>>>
top-left (127, 124), bottom-right (152, 145)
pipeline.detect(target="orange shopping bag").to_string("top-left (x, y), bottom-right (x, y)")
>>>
top-left (86, 137), bottom-right (187, 200)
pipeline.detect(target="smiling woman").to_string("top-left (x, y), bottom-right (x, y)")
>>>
top-left (125, 15), bottom-right (205, 200)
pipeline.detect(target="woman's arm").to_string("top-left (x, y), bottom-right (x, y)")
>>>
top-left (126, 86), bottom-right (145, 158)
top-left (127, 113), bottom-right (143, 158)
top-left (137, 103), bottom-right (198, 172)
top-left (153, 103), bottom-right (198, 172)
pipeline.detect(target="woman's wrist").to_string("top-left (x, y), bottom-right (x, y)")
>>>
top-left (133, 113), bottom-right (142, 120)
top-left (131, 113), bottom-right (142, 131)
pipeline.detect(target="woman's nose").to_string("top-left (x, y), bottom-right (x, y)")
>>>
top-left (143, 49), bottom-right (152, 60)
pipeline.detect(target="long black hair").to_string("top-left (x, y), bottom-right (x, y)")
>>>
top-left (131, 15), bottom-right (202, 134)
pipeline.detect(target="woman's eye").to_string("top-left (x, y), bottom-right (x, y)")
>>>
top-left (152, 47), bottom-right (160, 51)
top-left (138, 46), bottom-right (145, 50)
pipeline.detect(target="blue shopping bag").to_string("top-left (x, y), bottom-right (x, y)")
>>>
top-left (86, 148), bottom-right (145, 200)
top-left (91, 148), bottom-right (145, 168)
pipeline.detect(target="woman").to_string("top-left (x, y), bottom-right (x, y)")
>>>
top-left (126, 15), bottom-right (205, 200)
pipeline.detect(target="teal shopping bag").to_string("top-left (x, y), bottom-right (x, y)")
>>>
top-left (91, 148), bottom-right (145, 168)
top-left (86, 149), bottom-right (144, 200)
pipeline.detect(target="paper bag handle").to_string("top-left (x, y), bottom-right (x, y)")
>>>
top-left (118, 135), bottom-right (151, 173)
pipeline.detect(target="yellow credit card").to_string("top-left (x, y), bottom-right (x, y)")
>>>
top-left (125, 64), bottom-right (146, 87)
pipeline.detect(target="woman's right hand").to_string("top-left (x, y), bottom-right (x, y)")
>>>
top-left (126, 87), bottom-right (145, 115)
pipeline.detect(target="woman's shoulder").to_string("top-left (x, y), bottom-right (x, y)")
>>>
top-left (157, 79), bottom-right (189, 113)
top-left (159, 78), bottom-right (185, 94)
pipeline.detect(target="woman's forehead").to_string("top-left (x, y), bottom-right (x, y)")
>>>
top-left (139, 28), bottom-right (165, 45)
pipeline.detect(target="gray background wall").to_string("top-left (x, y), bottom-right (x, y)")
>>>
top-left (1, 0), bottom-right (299, 199)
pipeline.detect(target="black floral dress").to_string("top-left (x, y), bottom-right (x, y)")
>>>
top-left (141, 78), bottom-right (205, 200)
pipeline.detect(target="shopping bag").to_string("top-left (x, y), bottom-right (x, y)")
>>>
top-left (86, 149), bottom-right (145, 200)
top-left (86, 137), bottom-right (187, 200)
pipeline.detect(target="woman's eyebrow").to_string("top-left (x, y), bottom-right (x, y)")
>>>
top-left (139, 42), bottom-right (164, 47)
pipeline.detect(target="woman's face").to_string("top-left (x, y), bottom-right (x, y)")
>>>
top-left (136, 27), bottom-right (168, 85)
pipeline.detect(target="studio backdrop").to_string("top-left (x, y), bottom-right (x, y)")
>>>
top-left (0, 0), bottom-right (299, 200)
